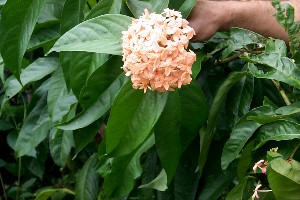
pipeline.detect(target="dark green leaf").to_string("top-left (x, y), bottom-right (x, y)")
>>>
top-left (27, 26), bottom-right (60, 51)
top-left (59, 0), bottom-right (86, 89)
top-left (73, 122), bottom-right (99, 156)
top-left (57, 74), bottom-right (128, 130)
top-left (227, 74), bottom-right (254, 126)
top-left (60, 0), bottom-right (85, 34)
top-left (221, 28), bottom-right (265, 59)
top-left (221, 105), bottom-right (275, 170)
top-left (154, 92), bottom-right (181, 184)
top-left (199, 71), bottom-right (248, 174)
top-left (178, 0), bottom-right (196, 18)
top-left (47, 67), bottom-right (77, 124)
top-left (75, 154), bottom-right (99, 200)
top-left (15, 81), bottom-right (52, 157)
top-left (78, 56), bottom-right (122, 108)
top-left (0, 0), bottom-right (46, 80)
top-left (86, 0), bottom-right (122, 20)
top-left (106, 83), bottom-right (168, 157)
top-left (37, 0), bottom-right (65, 25)
top-left (126, 0), bottom-right (169, 18)
top-left (104, 134), bottom-right (155, 197)
top-left (49, 128), bottom-right (74, 168)
top-left (49, 14), bottom-right (132, 55)
top-left (225, 177), bottom-right (255, 200)
top-left (255, 120), bottom-right (300, 150)
top-left (244, 53), bottom-right (300, 89)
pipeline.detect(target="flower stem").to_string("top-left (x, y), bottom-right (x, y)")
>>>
top-left (271, 80), bottom-right (291, 105)
top-left (288, 143), bottom-right (300, 162)
top-left (0, 172), bottom-right (7, 200)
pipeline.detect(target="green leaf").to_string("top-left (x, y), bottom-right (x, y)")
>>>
top-left (59, 0), bottom-right (86, 89)
top-left (21, 57), bottom-right (59, 86)
top-left (86, 0), bottom-right (122, 20)
top-left (227, 74), bottom-right (254, 126)
top-left (78, 55), bottom-right (123, 108)
top-left (49, 14), bottom-right (132, 55)
top-left (73, 122), bottom-right (99, 157)
top-left (15, 81), bottom-right (52, 157)
top-left (75, 154), bottom-right (99, 200)
top-left (268, 157), bottom-right (300, 200)
top-left (37, 0), bottom-right (65, 25)
top-left (221, 28), bottom-right (265, 59)
top-left (35, 188), bottom-right (75, 200)
top-left (106, 83), bottom-right (168, 157)
top-left (0, 0), bottom-right (46, 80)
top-left (221, 105), bottom-right (275, 170)
top-left (47, 67), bottom-right (77, 124)
top-left (49, 128), bottom-right (74, 168)
top-left (225, 177), bottom-right (255, 200)
top-left (154, 92), bottom-right (181, 184)
top-left (27, 26), bottom-right (60, 51)
top-left (276, 102), bottom-right (300, 115)
top-left (57, 74), bottom-right (128, 130)
top-left (126, 0), bottom-right (169, 18)
top-left (104, 134), bottom-right (155, 197)
top-left (199, 71), bottom-right (248, 174)
top-left (60, 0), bottom-right (85, 34)
top-left (178, 0), bottom-right (196, 18)
top-left (70, 52), bottom-right (108, 99)
top-left (254, 120), bottom-right (300, 150)
top-left (139, 170), bottom-right (168, 191)
top-left (243, 53), bottom-right (300, 89)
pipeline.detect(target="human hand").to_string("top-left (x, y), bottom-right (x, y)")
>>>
top-left (188, 1), bottom-right (228, 41)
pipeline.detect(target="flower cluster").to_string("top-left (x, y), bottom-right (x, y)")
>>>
top-left (122, 8), bottom-right (196, 92)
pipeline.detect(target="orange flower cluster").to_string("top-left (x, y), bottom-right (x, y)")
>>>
top-left (122, 8), bottom-right (196, 92)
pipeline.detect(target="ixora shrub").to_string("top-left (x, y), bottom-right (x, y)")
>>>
top-left (1, 0), bottom-right (300, 199)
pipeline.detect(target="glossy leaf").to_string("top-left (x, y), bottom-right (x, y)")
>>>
top-left (227, 74), bottom-right (254, 126)
top-left (221, 28), bottom-right (264, 59)
top-left (60, 0), bottom-right (85, 34)
top-left (75, 154), bottom-right (99, 200)
top-left (255, 120), bottom-right (300, 149)
top-left (105, 83), bottom-right (168, 157)
top-left (15, 81), bottom-right (52, 157)
top-left (86, 0), bottom-right (122, 20)
top-left (49, 14), bottom-right (132, 55)
top-left (28, 27), bottom-right (60, 51)
top-left (199, 71), bottom-right (248, 174)
top-left (104, 134), bottom-right (155, 197)
top-left (57, 74), bottom-right (128, 130)
top-left (244, 53), bottom-right (300, 89)
top-left (47, 67), bottom-right (77, 124)
top-left (154, 92), bottom-right (181, 184)
top-left (221, 105), bottom-right (275, 170)
top-left (225, 177), bottom-right (255, 200)
top-left (268, 158), bottom-right (300, 200)
top-left (178, 0), bottom-right (197, 18)
top-left (126, 0), bottom-right (169, 18)
top-left (78, 56), bottom-right (122, 108)
top-left (59, 0), bottom-right (86, 89)
top-left (0, 0), bottom-right (46, 80)
top-left (139, 170), bottom-right (168, 191)
top-left (37, 0), bottom-right (65, 25)
top-left (70, 52), bottom-right (108, 99)
top-left (49, 128), bottom-right (74, 168)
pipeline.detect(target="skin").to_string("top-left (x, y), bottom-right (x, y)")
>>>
top-left (188, 0), bottom-right (300, 42)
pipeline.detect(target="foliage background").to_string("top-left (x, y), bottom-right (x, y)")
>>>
top-left (0, 0), bottom-right (300, 199)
